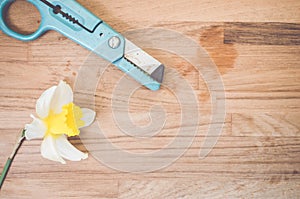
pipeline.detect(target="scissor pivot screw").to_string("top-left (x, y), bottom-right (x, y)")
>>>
top-left (108, 36), bottom-right (121, 49)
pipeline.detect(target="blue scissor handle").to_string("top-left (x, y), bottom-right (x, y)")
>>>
top-left (0, 0), bottom-right (125, 63)
top-left (0, 0), bottom-right (47, 41)
top-left (0, 0), bottom-right (161, 91)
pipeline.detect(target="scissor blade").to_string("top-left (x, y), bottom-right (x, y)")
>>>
top-left (124, 39), bottom-right (164, 83)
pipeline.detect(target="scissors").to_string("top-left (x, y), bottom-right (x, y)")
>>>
top-left (0, 0), bottom-right (164, 91)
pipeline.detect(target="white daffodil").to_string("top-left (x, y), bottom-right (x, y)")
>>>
top-left (25, 80), bottom-right (95, 164)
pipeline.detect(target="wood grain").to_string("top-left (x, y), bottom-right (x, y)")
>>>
top-left (0, 0), bottom-right (300, 198)
top-left (118, 179), bottom-right (300, 199)
top-left (224, 22), bottom-right (300, 45)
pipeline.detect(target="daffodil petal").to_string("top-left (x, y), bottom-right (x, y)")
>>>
top-left (56, 135), bottom-right (88, 161)
top-left (41, 135), bottom-right (66, 164)
top-left (36, 86), bottom-right (57, 119)
top-left (51, 80), bottom-right (73, 114)
top-left (80, 108), bottom-right (96, 128)
top-left (25, 115), bottom-right (47, 140)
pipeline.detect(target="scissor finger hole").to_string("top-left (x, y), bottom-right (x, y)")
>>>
top-left (3, 0), bottom-right (41, 35)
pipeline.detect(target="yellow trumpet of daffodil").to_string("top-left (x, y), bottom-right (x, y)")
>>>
top-left (25, 81), bottom-right (95, 164)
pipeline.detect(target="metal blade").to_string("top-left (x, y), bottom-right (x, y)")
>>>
top-left (124, 39), bottom-right (164, 83)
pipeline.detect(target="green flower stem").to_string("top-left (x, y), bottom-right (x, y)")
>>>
top-left (0, 158), bottom-right (12, 189)
top-left (0, 129), bottom-right (25, 190)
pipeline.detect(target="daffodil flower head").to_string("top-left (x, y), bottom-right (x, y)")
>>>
top-left (25, 81), bottom-right (95, 164)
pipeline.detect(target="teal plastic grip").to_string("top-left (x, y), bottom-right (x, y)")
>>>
top-left (0, 0), bottom-right (45, 41)
top-left (0, 0), bottom-right (124, 63)
top-left (0, 0), bottom-right (161, 90)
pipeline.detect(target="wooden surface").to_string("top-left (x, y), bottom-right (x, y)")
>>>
top-left (0, 0), bottom-right (300, 198)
